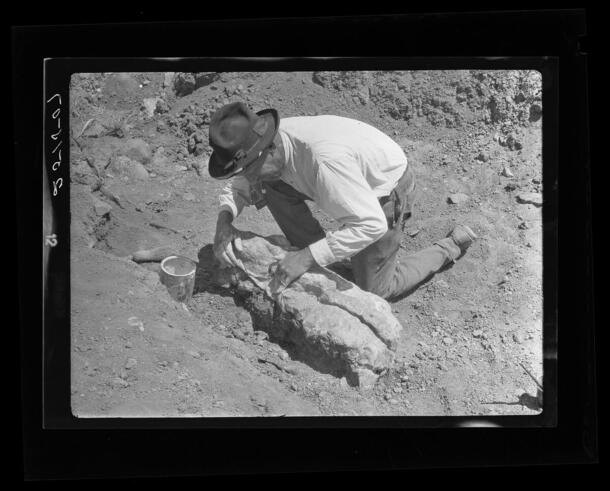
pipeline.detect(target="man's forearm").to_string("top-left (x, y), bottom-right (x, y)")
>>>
top-left (217, 209), bottom-right (234, 226)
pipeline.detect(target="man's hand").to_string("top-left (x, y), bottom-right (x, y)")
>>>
top-left (269, 247), bottom-right (316, 294)
top-left (213, 211), bottom-right (244, 269)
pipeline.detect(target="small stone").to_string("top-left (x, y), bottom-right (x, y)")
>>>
top-left (443, 337), bottom-right (454, 345)
top-left (187, 350), bottom-right (201, 358)
top-left (519, 221), bottom-right (529, 230)
top-left (516, 192), bottom-right (543, 207)
top-left (502, 166), bottom-right (514, 177)
top-left (393, 387), bottom-right (402, 394)
top-left (476, 151), bottom-right (490, 162)
top-left (526, 242), bottom-right (533, 248)
top-left (384, 393), bottom-right (392, 401)
top-left (183, 192), bottom-right (195, 202)
top-left (389, 399), bottom-right (399, 404)
top-left (447, 193), bottom-right (469, 204)
top-left (125, 342), bottom-right (132, 349)
top-left (125, 358), bottom-right (137, 370)
top-left (532, 178), bottom-right (541, 185)
top-left (512, 333), bottom-right (523, 344)
top-left (290, 383), bottom-right (298, 391)
top-left (93, 201), bottom-right (112, 216)
top-left (473, 330), bottom-right (483, 338)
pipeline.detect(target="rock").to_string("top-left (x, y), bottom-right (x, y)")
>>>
top-left (93, 199), bottom-right (112, 216)
top-left (512, 333), bottom-right (523, 344)
top-left (129, 161), bottom-right (149, 180)
top-left (194, 143), bottom-right (206, 157)
top-left (443, 337), bottom-right (453, 345)
top-left (472, 330), bottom-right (483, 338)
top-left (111, 156), bottom-right (149, 180)
top-left (156, 99), bottom-right (170, 114)
top-left (503, 133), bottom-right (523, 151)
top-left (476, 151), bottom-right (490, 162)
top-left (529, 103), bottom-right (542, 122)
top-left (502, 166), bottom-right (514, 177)
top-left (183, 192), bottom-right (196, 202)
top-left (173, 73), bottom-right (196, 96)
top-left (120, 139), bottom-right (152, 165)
top-left (516, 193), bottom-right (543, 207)
top-left (447, 193), bottom-right (469, 205)
top-left (125, 358), bottom-right (138, 370)
top-left (208, 233), bottom-right (402, 388)
top-left (163, 72), bottom-right (175, 88)
top-left (142, 97), bottom-right (161, 117)
top-left (187, 350), bottom-right (201, 358)
top-left (519, 222), bottom-right (529, 230)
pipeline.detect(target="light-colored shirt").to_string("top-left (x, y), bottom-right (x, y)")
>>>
top-left (218, 115), bottom-right (408, 267)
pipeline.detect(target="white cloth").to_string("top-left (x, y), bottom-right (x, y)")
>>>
top-left (218, 115), bottom-right (408, 266)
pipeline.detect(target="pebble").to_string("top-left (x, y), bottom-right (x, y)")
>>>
top-left (447, 193), bottom-right (469, 204)
top-left (393, 387), bottom-right (402, 394)
top-left (183, 192), bottom-right (195, 201)
top-left (502, 166), bottom-right (514, 177)
top-left (477, 151), bottom-right (490, 162)
top-left (290, 383), bottom-right (298, 391)
top-left (513, 333), bottom-right (523, 344)
top-left (473, 330), bottom-right (483, 338)
top-left (94, 201), bottom-right (112, 216)
top-left (519, 222), bottom-right (529, 230)
top-left (443, 337), bottom-right (454, 345)
top-left (516, 192), bottom-right (543, 207)
top-left (187, 350), bottom-right (201, 358)
top-left (389, 399), bottom-right (399, 404)
top-left (125, 358), bottom-right (137, 370)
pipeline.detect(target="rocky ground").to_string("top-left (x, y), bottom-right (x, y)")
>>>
top-left (69, 69), bottom-right (543, 417)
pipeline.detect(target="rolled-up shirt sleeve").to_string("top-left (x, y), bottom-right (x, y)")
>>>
top-left (308, 157), bottom-right (388, 267)
top-left (218, 176), bottom-right (252, 218)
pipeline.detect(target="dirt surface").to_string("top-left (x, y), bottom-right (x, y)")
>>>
top-left (70, 70), bottom-right (543, 417)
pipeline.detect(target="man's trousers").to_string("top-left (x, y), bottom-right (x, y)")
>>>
top-left (261, 166), bottom-right (461, 300)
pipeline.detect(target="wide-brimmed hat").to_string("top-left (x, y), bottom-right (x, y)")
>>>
top-left (208, 102), bottom-right (279, 179)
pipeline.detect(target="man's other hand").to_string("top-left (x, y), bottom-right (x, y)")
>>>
top-left (270, 248), bottom-right (315, 294)
top-left (213, 214), bottom-right (244, 269)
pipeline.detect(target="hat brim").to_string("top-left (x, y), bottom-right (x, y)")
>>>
top-left (208, 108), bottom-right (279, 179)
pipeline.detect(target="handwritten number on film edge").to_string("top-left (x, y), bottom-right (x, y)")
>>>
top-left (47, 93), bottom-right (62, 241)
